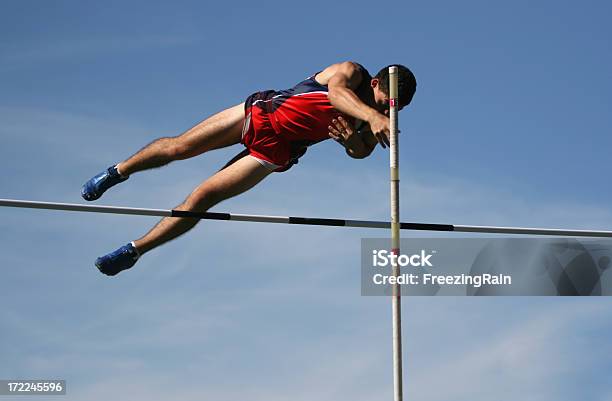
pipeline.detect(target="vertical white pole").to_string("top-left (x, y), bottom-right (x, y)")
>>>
top-left (389, 66), bottom-right (403, 401)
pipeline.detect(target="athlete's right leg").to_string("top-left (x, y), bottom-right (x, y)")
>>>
top-left (117, 103), bottom-right (245, 176)
top-left (81, 103), bottom-right (245, 201)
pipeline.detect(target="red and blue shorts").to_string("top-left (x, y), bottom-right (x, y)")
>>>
top-left (241, 91), bottom-right (309, 172)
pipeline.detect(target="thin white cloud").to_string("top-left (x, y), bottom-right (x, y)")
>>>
top-left (404, 298), bottom-right (612, 401)
top-left (0, 34), bottom-right (201, 70)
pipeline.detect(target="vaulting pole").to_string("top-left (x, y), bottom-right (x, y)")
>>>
top-left (389, 66), bottom-right (403, 401)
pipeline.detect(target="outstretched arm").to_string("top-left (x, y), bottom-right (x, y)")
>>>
top-left (326, 61), bottom-right (390, 147)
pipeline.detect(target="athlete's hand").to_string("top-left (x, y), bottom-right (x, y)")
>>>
top-left (367, 112), bottom-right (390, 148)
top-left (328, 116), bottom-right (354, 145)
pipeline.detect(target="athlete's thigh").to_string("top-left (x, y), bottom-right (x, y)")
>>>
top-left (190, 155), bottom-right (272, 205)
top-left (177, 103), bottom-right (245, 157)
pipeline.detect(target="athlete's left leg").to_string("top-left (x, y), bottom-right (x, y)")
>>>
top-left (95, 154), bottom-right (273, 275)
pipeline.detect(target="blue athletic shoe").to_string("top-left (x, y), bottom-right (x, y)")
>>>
top-left (81, 165), bottom-right (128, 201)
top-left (95, 243), bottom-right (140, 276)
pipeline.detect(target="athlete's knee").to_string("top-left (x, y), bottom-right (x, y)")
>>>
top-left (157, 137), bottom-right (193, 161)
top-left (182, 184), bottom-right (224, 211)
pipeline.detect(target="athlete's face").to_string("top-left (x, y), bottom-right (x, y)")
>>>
top-left (371, 78), bottom-right (403, 116)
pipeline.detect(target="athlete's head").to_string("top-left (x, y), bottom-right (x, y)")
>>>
top-left (370, 64), bottom-right (417, 114)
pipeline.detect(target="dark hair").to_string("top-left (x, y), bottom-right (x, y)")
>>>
top-left (374, 64), bottom-right (417, 107)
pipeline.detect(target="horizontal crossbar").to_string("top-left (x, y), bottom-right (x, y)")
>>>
top-left (1, 198), bottom-right (612, 238)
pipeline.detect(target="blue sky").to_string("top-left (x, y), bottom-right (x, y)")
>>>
top-left (1, 1), bottom-right (612, 400)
